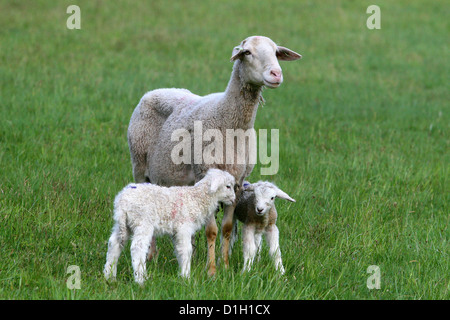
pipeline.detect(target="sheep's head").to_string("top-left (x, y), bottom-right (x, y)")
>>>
top-left (204, 168), bottom-right (236, 205)
top-left (243, 181), bottom-right (295, 216)
top-left (230, 36), bottom-right (302, 89)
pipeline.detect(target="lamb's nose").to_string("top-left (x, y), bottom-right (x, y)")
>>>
top-left (257, 208), bottom-right (264, 213)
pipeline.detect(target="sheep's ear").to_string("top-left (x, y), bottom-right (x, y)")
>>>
top-left (209, 177), bottom-right (223, 194)
top-left (275, 188), bottom-right (296, 202)
top-left (276, 46), bottom-right (302, 61)
top-left (230, 46), bottom-right (245, 62)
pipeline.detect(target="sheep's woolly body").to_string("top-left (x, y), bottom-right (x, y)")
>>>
top-left (114, 183), bottom-right (218, 236)
top-left (128, 59), bottom-right (263, 187)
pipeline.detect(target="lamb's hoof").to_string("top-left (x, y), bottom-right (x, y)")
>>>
top-left (207, 266), bottom-right (216, 277)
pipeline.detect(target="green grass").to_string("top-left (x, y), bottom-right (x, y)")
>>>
top-left (0, 0), bottom-right (448, 299)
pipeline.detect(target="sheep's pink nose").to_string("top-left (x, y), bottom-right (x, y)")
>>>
top-left (270, 70), bottom-right (282, 82)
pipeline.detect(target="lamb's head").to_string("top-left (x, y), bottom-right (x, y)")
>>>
top-left (243, 181), bottom-right (296, 216)
top-left (230, 36), bottom-right (302, 89)
top-left (202, 168), bottom-right (236, 205)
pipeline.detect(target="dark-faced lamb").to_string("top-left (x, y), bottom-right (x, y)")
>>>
top-left (231, 181), bottom-right (295, 274)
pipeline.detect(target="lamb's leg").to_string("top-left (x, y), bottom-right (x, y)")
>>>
top-left (174, 230), bottom-right (193, 278)
top-left (191, 234), bottom-right (197, 257)
top-left (147, 235), bottom-right (158, 261)
top-left (265, 225), bottom-right (285, 274)
top-left (221, 202), bottom-right (237, 268)
top-left (242, 224), bottom-right (256, 273)
top-left (205, 215), bottom-right (218, 276)
top-left (255, 232), bottom-right (263, 262)
top-left (104, 221), bottom-right (129, 280)
top-left (130, 226), bottom-right (154, 285)
top-left (228, 218), bottom-right (238, 258)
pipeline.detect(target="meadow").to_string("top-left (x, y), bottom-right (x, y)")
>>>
top-left (0, 0), bottom-right (448, 299)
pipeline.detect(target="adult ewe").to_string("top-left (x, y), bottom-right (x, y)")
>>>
top-left (128, 36), bottom-right (301, 276)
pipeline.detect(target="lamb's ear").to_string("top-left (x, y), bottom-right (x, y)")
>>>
top-left (209, 177), bottom-right (223, 194)
top-left (230, 46), bottom-right (245, 62)
top-left (276, 46), bottom-right (302, 61)
top-left (275, 188), bottom-right (296, 202)
top-left (242, 181), bottom-right (253, 191)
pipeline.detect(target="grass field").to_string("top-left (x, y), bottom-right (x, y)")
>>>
top-left (0, 0), bottom-right (448, 299)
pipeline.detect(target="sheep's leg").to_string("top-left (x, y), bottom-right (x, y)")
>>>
top-left (132, 159), bottom-right (148, 183)
top-left (221, 203), bottom-right (237, 269)
top-left (191, 234), bottom-right (197, 256)
top-left (128, 138), bottom-right (148, 183)
top-left (205, 215), bottom-right (218, 276)
top-left (130, 226), bottom-right (154, 285)
top-left (265, 225), bottom-right (285, 274)
top-left (242, 224), bottom-right (257, 273)
top-left (255, 232), bottom-right (263, 262)
top-left (131, 153), bottom-right (155, 261)
top-left (176, 231), bottom-right (193, 278)
top-left (104, 222), bottom-right (128, 281)
top-left (228, 218), bottom-right (238, 258)
top-left (130, 144), bottom-right (155, 261)
top-left (174, 230), bottom-right (193, 278)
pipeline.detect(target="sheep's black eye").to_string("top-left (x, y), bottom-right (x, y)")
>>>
top-left (244, 50), bottom-right (251, 55)
top-left (226, 185), bottom-right (231, 189)
top-left (271, 197), bottom-right (274, 200)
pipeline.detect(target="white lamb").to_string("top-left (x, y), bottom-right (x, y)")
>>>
top-left (127, 36), bottom-right (302, 276)
top-left (103, 168), bottom-right (235, 285)
top-left (230, 181), bottom-right (295, 274)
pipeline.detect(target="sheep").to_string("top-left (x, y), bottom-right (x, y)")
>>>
top-left (127, 36), bottom-right (302, 276)
top-left (230, 181), bottom-right (295, 274)
top-left (103, 168), bottom-right (236, 285)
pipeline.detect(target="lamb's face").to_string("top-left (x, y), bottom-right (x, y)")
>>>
top-left (216, 179), bottom-right (236, 206)
top-left (230, 36), bottom-right (302, 89)
top-left (206, 169), bottom-right (236, 205)
top-left (243, 181), bottom-right (296, 216)
top-left (253, 185), bottom-right (278, 216)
